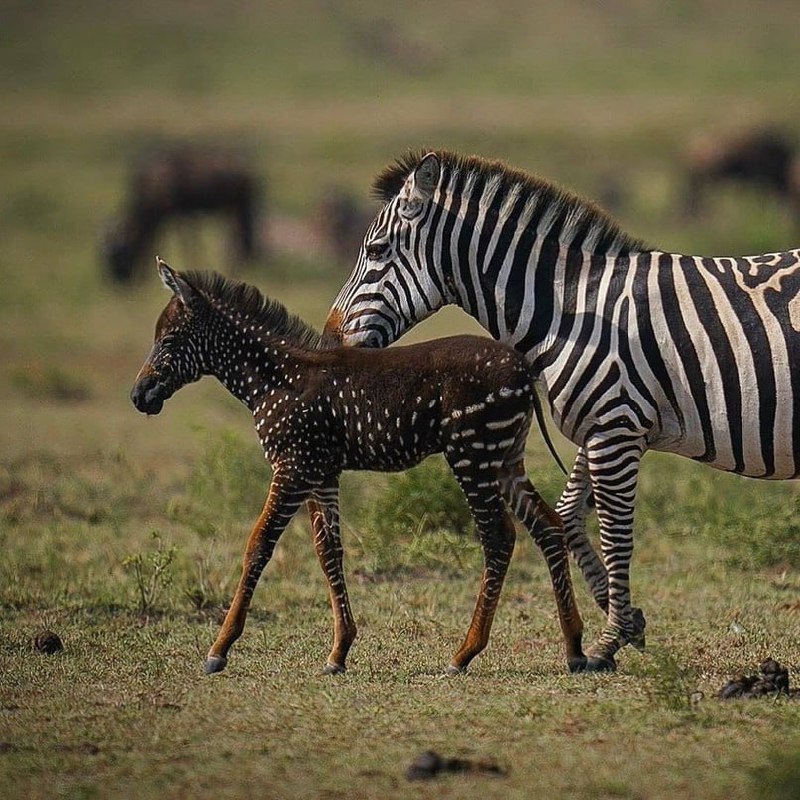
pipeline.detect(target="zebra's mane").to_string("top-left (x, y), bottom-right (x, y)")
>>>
top-left (183, 271), bottom-right (320, 349)
top-left (372, 150), bottom-right (647, 255)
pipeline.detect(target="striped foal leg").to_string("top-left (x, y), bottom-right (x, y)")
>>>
top-left (583, 435), bottom-right (646, 671)
top-left (556, 448), bottom-right (609, 611)
top-left (445, 457), bottom-right (516, 675)
top-left (498, 461), bottom-right (586, 673)
top-left (309, 480), bottom-right (357, 674)
top-left (205, 469), bottom-right (312, 674)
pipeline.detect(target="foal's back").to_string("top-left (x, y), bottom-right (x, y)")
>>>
top-left (302, 335), bottom-right (534, 473)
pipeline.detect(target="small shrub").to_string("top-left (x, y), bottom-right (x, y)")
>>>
top-left (123, 530), bottom-right (177, 615)
top-left (352, 458), bottom-right (477, 576)
top-left (182, 540), bottom-right (231, 612)
top-left (632, 645), bottom-right (698, 712)
top-left (362, 457), bottom-right (471, 540)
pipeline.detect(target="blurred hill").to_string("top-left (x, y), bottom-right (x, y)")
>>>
top-left (2, 0), bottom-right (800, 456)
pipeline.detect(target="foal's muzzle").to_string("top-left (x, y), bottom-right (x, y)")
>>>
top-left (130, 373), bottom-right (170, 415)
top-left (320, 312), bottom-right (385, 350)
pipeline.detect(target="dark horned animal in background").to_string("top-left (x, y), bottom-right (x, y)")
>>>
top-left (685, 127), bottom-right (798, 219)
top-left (103, 146), bottom-right (262, 283)
top-left (131, 259), bottom-right (585, 676)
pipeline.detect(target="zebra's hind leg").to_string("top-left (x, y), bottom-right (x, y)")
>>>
top-left (309, 480), bottom-right (357, 674)
top-left (558, 448), bottom-right (647, 652)
top-left (582, 435), bottom-right (646, 672)
top-left (498, 461), bottom-right (586, 673)
top-left (445, 455), bottom-right (516, 675)
top-left (556, 448), bottom-right (609, 611)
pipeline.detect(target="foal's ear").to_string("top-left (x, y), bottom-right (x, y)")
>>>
top-left (411, 152), bottom-right (440, 200)
top-left (156, 257), bottom-right (194, 306)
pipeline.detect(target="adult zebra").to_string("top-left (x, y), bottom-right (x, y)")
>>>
top-left (321, 149), bottom-right (800, 671)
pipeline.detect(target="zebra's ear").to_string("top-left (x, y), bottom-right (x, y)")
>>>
top-left (412, 152), bottom-right (440, 200)
top-left (156, 256), bottom-right (194, 306)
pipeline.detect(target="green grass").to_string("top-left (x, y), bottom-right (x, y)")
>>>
top-left (2, 2), bottom-right (800, 798)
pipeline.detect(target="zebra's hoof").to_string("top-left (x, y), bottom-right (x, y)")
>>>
top-left (204, 655), bottom-right (228, 674)
top-left (568, 656), bottom-right (589, 673)
top-left (445, 664), bottom-right (466, 677)
top-left (322, 662), bottom-right (346, 675)
top-left (584, 655), bottom-right (617, 672)
top-left (630, 607), bottom-right (647, 652)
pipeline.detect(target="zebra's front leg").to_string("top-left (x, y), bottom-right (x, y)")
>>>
top-left (445, 463), bottom-right (516, 675)
top-left (308, 480), bottom-right (357, 675)
top-left (205, 469), bottom-right (312, 674)
top-left (498, 462), bottom-right (586, 673)
top-left (558, 448), bottom-right (646, 652)
top-left (583, 436), bottom-right (646, 672)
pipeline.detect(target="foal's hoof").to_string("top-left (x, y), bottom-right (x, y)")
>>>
top-left (204, 655), bottom-right (228, 674)
top-left (630, 607), bottom-right (647, 652)
top-left (444, 664), bottom-right (466, 677)
top-left (322, 662), bottom-right (346, 675)
top-left (584, 655), bottom-right (617, 672)
top-left (568, 656), bottom-right (589, 673)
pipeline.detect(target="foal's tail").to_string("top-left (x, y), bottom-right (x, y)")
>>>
top-left (530, 382), bottom-right (568, 477)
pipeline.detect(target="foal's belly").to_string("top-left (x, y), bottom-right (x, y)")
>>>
top-left (342, 442), bottom-right (439, 473)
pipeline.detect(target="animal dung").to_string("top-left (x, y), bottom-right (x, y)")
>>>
top-left (718, 658), bottom-right (796, 699)
top-left (405, 750), bottom-right (506, 781)
top-left (33, 630), bottom-right (63, 655)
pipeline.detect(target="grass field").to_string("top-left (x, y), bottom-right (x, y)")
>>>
top-left (2, 2), bottom-right (800, 798)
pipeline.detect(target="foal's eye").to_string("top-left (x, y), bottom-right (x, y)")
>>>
top-left (365, 242), bottom-right (390, 261)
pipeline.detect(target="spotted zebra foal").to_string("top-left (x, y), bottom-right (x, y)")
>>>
top-left (131, 258), bottom-right (585, 675)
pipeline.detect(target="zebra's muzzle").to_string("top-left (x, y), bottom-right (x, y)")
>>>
top-left (130, 374), bottom-right (172, 416)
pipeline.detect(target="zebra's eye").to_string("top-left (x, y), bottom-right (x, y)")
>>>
top-left (365, 242), bottom-right (390, 261)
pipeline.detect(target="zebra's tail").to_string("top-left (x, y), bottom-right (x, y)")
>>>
top-left (530, 383), bottom-right (568, 477)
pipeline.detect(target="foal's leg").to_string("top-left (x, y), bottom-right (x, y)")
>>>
top-left (445, 457), bottom-right (516, 675)
top-left (205, 469), bottom-right (312, 674)
top-left (309, 479), bottom-right (357, 674)
top-left (498, 460), bottom-right (586, 672)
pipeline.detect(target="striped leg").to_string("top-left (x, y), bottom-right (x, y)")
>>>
top-left (583, 435), bottom-right (645, 671)
top-left (557, 450), bottom-right (647, 653)
top-left (498, 461), bottom-right (586, 672)
top-left (205, 469), bottom-right (312, 674)
top-left (309, 480), bottom-right (357, 674)
top-left (556, 448), bottom-right (609, 611)
top-left (445, 457), bottom-right (516, 675)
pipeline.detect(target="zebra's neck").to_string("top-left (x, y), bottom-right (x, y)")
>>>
top-left (429, 163), bottom-right (645, 374)
top-left (203, 317), bottom-right (302, 411)
top-left (441, 230), bottom-right (636, 377)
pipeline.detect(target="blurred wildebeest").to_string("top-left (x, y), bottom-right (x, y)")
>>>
top-left (684, 127), bottom-right (797, 218)
top-left (102, 145), bottom-right (262, 283)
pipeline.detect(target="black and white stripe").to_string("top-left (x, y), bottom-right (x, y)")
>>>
top-left (324, 150), bottom-right (800, 668)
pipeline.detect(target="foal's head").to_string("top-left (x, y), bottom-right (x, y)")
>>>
top-left (132, 259), bottom-right (322, 416)
top-left (131, 258), bottom-right (208, 415)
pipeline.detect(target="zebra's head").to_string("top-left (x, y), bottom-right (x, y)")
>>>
top-left (131, 259), bottom-right (207, 415)
top-left (322, 152), bottom-right (452, 348)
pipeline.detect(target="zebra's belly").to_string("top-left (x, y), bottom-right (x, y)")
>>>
top-left (651, 427), bottom-right (799, 480)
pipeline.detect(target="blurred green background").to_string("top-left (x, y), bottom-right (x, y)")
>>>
top-left (2, 3), bottom-right (800, 799)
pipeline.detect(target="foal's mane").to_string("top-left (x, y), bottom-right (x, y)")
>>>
top-left (372, 150), bottom-right (646, 255)
top-left (183, 271), bottom-right (320, 348)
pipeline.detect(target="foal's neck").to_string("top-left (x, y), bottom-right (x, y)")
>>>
top-left (205, 315), bottom-right (305, 412)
